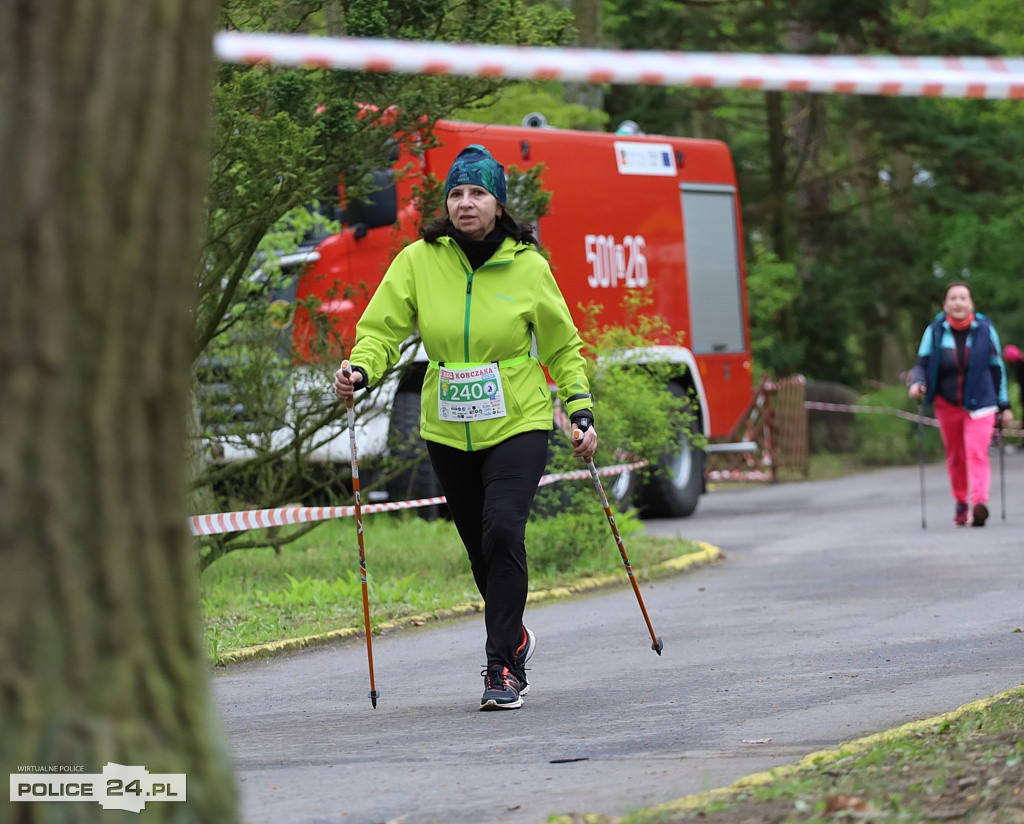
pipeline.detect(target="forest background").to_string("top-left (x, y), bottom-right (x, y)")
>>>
top-left (209, 0), bottom-right (1024, 387)
top-left (4, 4), bottom-right (1022, 820)
top-left (193, 0), bottom-right (1024, 555)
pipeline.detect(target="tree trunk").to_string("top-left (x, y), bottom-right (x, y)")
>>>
top-left (765, 90), bottom-right (789, 261)
top-left (786, 19), bottom-right (830, 271)
top-left (0, 3), bottom-right (236, 822)
top-left (563, 0), bottom-right (604, 119)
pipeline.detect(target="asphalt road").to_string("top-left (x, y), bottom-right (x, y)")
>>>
top-left (213, 451), bottom-right (1024, 824)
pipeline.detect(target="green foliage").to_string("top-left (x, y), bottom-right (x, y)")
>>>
top-left (193, 161), bottom-right (557, 561)
top-left (807, 384), bottom-right (944, 467)
top-left (196, 0), bottom-right (1024, 566)
top-left (620, 688), bottom-right (1024, 823)
top-left (201, 0), bottom-right (580, 350)
top-left (193, 0), bottom-right (582, 564)
top-left (594, 0), bottom-right (1024, 390)
top-left (199, 512), bottom-right (702, 656)
top-left (528, 296), bottom-right (693, 571)
top-left (579, 291), bottom-right (699, 458)
top-left (452, 82), bottom-right (609, 131)
top-left (524, 293), bottom-right (701, 549)
top-left (900, 0), bottom-right (1024, 52)
top-left (851, 388), bottom-right (944, 466)
top-left (746, 251), bottom-right (802, 375)
top-left (528, 504), bottom-right (644, 575)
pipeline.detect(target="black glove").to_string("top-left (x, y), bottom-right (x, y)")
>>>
top-left (569, 410), bottom-right (594, 432)
top-left (351, 365), bottom-right (369, 390)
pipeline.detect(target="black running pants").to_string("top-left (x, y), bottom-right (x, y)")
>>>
top-left (426, 429), bottom-right (549, 668)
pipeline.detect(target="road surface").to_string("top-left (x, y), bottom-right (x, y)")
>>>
top-left (213, 452), bottom-right (1024, 823)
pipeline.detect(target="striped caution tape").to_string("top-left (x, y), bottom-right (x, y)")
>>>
top-left (804, 400), bottom-right (1024, 438)
top-left (706, 469), bottom-right (773, 482)
top-left (214, 32), bottom-right (1024, 100)
top-left (804, 401), bottom-right (938, 425)
top-left (189, 460), bottom-right (648, 537)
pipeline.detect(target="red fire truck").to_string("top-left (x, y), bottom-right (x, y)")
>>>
top-left (215, 115), bottom-right (752, 517)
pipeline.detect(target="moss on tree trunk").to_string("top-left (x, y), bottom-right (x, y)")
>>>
top-left (0, 2), bottom-right (237, 821)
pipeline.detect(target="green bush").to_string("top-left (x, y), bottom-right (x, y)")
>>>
top-left (805, 381), bottom-right (860, 453)
top-left (527, 499), bottom-right (643, 577)
top-left (851, 386), bottom-right (944, 466)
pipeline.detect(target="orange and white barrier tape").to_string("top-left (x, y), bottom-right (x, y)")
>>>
top-left (706, 468), bottom-right (773, 482)
top-left (214, 32), bottom-right (1024, 100)
top-left (189, 460), bottom-right (648, 537)
top-left (804, 400), bottom-right (1024, 438)
top-left (804, 401), bottom-right (938, 425)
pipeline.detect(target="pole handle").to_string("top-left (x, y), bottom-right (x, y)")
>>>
top-left (341, 359), bottom-right (355, 411)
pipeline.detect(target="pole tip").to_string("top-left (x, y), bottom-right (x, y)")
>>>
top-left (370, 690), bottom-right (378, 708)
top-left (652, 638), bottom-right (664, 655)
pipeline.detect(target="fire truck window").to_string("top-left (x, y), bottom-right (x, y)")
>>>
top-left (680, 185), bottom-right (746, 355)
top-left (346, 168), bottom-right (398, 231)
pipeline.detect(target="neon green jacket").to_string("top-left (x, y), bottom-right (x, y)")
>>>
top-left (350, 234), bottom-right (593, 451)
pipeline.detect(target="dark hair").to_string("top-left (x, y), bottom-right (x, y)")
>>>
top-left (421, 207), bottom-right (538, 246)
top-left (944, 280), bottom-right (973, 300)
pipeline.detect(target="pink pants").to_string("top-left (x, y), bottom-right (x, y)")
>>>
top-left (933, 396), bottom-right (995, 505)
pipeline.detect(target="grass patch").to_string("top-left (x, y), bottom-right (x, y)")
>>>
top-left (609, 688), bottom-right (1024, 824)
top-left (199, 507), bottom-right (705, 662)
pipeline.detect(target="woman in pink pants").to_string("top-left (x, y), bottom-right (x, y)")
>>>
top-left (908, 282), bottom-right (1013, 526)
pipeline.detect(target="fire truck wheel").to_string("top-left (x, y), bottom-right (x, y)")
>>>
top-left (638, 384), bottom-right (705, 518)
top-left (387, 391), bottom-right (443, 520)
top-left (534, 428), bottom-right (639, 516)
top-left (606, 464), bottom-right (641, 511)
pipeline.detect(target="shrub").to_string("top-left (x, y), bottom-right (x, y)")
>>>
top-left (527, 502), bottom-right (643, 577)
top-left (852, 385), bottom-right (944, 466)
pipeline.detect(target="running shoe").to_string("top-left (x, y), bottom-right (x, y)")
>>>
top-left (511, 626), bottom-right (536, 695)
top-left (954, 501), bottom-right (969, 526)
top-left (480, 664), bottom-right (523, 710)
top-left (971, 502), bottom-right (989, 527)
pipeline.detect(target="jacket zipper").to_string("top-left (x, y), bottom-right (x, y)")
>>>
top-left (464, 271), bottom-right (474, 362)
top-left (459, 254), bottom-right (512, 450)
top-left (462, 258), bottom-right (513, 360)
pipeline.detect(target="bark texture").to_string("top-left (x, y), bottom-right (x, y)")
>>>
top-left (563, 0), bottom-right (604, 117)
top-left (0, 2), bottom-right (236, 821)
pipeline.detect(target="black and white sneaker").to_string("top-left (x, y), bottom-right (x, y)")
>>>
top-left (480, 664), bottom-right (523, 710)
top-left (511, 626), bottom-right (536, 695)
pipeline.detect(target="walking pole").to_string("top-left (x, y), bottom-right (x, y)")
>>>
top-left (998, 419), bottom-right (1006, 522)
top-left (342, 360), bottom-right (379, 708)
top-left (574, 429), bottom-right (663, 655)
top-left (917, 402), bottom-right (927, 530)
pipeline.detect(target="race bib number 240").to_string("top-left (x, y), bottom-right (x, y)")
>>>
top-left (437, 363), bottom-right (508, 422)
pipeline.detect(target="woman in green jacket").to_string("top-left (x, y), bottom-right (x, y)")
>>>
top-left (334, 144), bottom-right (597, 710)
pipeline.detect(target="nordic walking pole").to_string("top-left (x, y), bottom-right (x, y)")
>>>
top-left (916, 402), bottom-right (927, 530)
top-left (342, 360), bottom-right (379, 708)
top-left (998, 418), bottom-right (1006, 522)
top-left (573, 429), bottom-right (663, 655)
